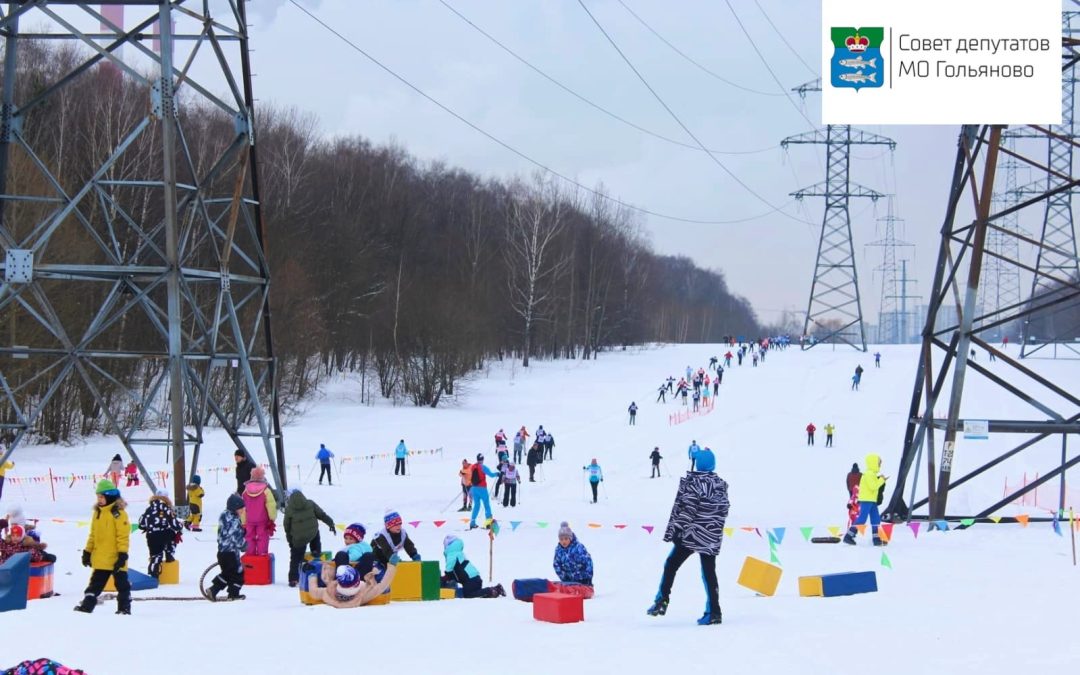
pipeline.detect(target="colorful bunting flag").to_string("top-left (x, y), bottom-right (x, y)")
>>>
top-left (614, 524), bottom-right (626, 529)
top-left (130, 523), bottom-right (140, 533)
top-left (989, 516), bottom-right (1001, 524)
top-left (856, 524), bottom-right (867, 535)
top-left (880, 523), bottom-right (893, 542)
top-left (1015, 514), bottom-right (1029, 527)
top-left (960, 518), bottom-right (975, 527)
top-left (769, 550), bottom-right (781, 565)
top-left (537, 521), bottom-right (548, 528)
top-left (771, 527), bottom-right (786, 545)
top-left (800, 526), bottom-right (814, 542)
top-left (1052, 515), bottom-right (1062, 536)
top-left (880, 552), bottom-right (892, 569)
top-left (828, 526), bottom-right (841, 538)
top-left (934, 520), bottom-right (949, 531)
top-left (510, 521), bottom-right (521, 531)
top-left (908, 522), bottom-right (921, 538)
top-left (408, 520), bottom-right (421, 529)
top-left (642, 525), bottom-right (654, 534)
top-left (740, 527), bottom-right (755, 533)
top-left (433, 520), bottom-right (446, 528)
top-left (588, 523), bottom-right (601, 529)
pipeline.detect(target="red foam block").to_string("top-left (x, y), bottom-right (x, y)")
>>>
top-left (532, 592), bottom-right (584, 624)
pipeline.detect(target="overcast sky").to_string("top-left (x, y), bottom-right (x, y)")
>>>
top-left (146, 2), bottom-right (1063, 328)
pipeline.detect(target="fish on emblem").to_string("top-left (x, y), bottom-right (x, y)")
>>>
top-left (838, 56), bottom-right (877, 70)
top-left (838, 71), bottom-right (877, 84)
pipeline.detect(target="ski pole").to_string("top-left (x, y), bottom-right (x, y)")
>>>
top-left (439, 490), bottom-right (462, 514)
top-left (305, 461), bottom-right (318, 483)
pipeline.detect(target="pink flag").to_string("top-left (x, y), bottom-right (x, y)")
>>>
top-left (641, 525), bottom-right (654, 534)
top-left (433, 520), bottom-right (446, 528)
top-left (908, 522), bottom-right (921, 538)
top-left (408, 521), bottom-right (420, 529)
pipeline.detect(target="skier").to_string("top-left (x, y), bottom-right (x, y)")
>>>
top-left (468, 454), bottom-right (500, 529)
top-left (688, 440), bottom-right (701, 470)
top-left (543, 430), bottom-right (555, 461)
top-left (241, 466), bottom-right (277, 556)
top-left (233, 450), bottom-right (255, 494)
top-left (692, 389), bottom-right (701, 412)
top-left (185, 475), bottom-right (204, 532)
top-left (752, 353), bottom-right (758, 367)
top-left (526, 442), bottom-right (542, 482)
top-left (283, 488), bottom-right (336, 587)
top-left (394, 440), bottom-right (408, 476)
top-left (316, 443), bottom-right (334, 485)
top-left (824, 423), bottom-right (835, 448)
top-left (645, 448), bottom-right (730, 625)
top-left (584, 459), bottom-right (604, 503)
top-left (666, 376), bottom-right (675, 393)
top-left (843, 454), bottom-right (887, 546)
top-left (628, 402), bottom-right (638, 425)
top-left (137, 489), bottom-right (183, 578)
top-left (495, 428), bottom-right (508, 449)
top-left (874, 352), bottom-right (881, 368)
top-left (458, 459), bottom-right (473, 511)
top-left (650, 447), bottom-right (663, 478)
top-left (845, 463), bottom-right (861, 528)
top-left (74, 480), bottom-right (132, 614)
top-left (679, 384), bottom-right (689, 407)
top-left (724, 351), bottom-right (733, 368)
top-left (513, 428), bottom-right (527, 464)
top-left (206, 493), bottom-right (247, 601)
top-left (552, 522), bottom-right (594, 598)
top-left (806, 422), bottom-right (816, 447)
top-left (657, 385), bottom-right (667, 403)
top-left (709, 356), bottom-right (718, 369)
top-left (501, 462), bottom-right (520, 508)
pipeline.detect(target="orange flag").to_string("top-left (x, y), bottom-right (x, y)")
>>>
top-left (880, 523), bottom-right (893, 542)
top-left (1015, 514), bottom-right (1029, 527)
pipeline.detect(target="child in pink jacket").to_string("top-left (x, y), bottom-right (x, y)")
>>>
top-left (241, 466), bottom-right (277, 556)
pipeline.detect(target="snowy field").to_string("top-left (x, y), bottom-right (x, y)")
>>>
top-left (1, 343), bottom-right (1079, 674)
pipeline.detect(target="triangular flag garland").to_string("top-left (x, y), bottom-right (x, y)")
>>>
top-left (856, 524), bottom-right (867, 535)
top-left (909, 522), bottom-right (921, 538)
top-left (614, 524), bottom-right (626, 529)
top-left (828, 526), bottom-right (841, 538)
top-left (1052, 516), bottom-right (1062, 536)
top-left (769, 550), bottom-right (781, 565)
top-left (960, 518), bottom-right (975, 527)
top-left (724, 527), bottom-right (734, 538)
top-left (130, 523), bottom-right (140, 533)
top-left (408, 520), bottom-right (421, 529)
top-left (510, 521), bottom-right (521, 531)
top-left (587, 523), bottom-right (602, 529)
top-left (989, 516), bottom-right (1002, 524)
top-left (433, 520), bottom-right (446, 528)
top-left (880, 552), bottom-right (892, 569)
top-left (933, 520), bottom-right (949, 531)
top-left (536, 522), bottom-right (548, 528)
top-left (1016, 514), bottom-right (1029, 527)
top-left (880, 523), bottom-right (893, 542)
top-left (641, 525), bottom-right (654, 534)
top-left (771, 527), bottom-right (786, 545)
top-left (800, 526), bottom-right (814, 542)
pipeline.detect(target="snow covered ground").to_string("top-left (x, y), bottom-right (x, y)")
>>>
top-left (1, 343), bottom-right (1079, 674)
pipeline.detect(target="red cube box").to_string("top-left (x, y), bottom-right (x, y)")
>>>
top-left (27, 562), bottom-right (54, 600)
top-left (532, 592), bottom-right (584, 624)
top-left (241, 553), bottom-right (275, 585)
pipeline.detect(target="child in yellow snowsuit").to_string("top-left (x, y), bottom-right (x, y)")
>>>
top-left (74, 479), bottom-right (132, 615)
top-left (186, 475), bottom-right (205, 531)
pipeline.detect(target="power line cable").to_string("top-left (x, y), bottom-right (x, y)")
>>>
top-left (614, 0), bottom-right (786, 97)
top-left (753, 0), bottom-right (818, 77)
top-left (438, 0), bottom-right (778, 156)
top-left (285, 0), bottom-right (800, 225)
top-left (575, 0), bottom-right (812, 224)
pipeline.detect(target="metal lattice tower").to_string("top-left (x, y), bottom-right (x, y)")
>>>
top-left (866, 198), bottom-right (916, 344)
top-left (979, 134), bottom-right (1024, 342)
top-left (782, 124), bottom-right (895, 351)
top-left (0, 1), bottom-right (286, 506)
top-left (1021, 10), bottom-right (1080, 358)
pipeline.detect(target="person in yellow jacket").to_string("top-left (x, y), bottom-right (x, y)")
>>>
top-left (186, 475), bottom-right (205, 532)
top-left (843, 454), bottom-right (887, 546)
top-left (74, 479), bottom-right (132, 615)
top-left (824, 423), bottom-right (836, 448)
top-left (0, 457), bottom-right (13, 501)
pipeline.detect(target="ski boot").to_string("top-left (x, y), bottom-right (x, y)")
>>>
top-left (697, 611), bottom-right (722, 625)
top-left (872, 538), bottom-right (887, 547)
top-left (646, 596), bottom-right (669, 616)
top-left (494, 584), bottom-right (506, 597)
top-left (842, 534), bottom-right (856, 545)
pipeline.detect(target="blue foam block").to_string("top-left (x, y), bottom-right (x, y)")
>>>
top-left (820, 571), bottom-right (877, 597)
top-left (512, 578), bottom-right (552, 602)
top-left (0, 552), bottom-right (30, 612)
top-left (127, 568), bottom-right (160, 592)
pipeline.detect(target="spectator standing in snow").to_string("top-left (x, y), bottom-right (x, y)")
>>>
top-left (526, 442), bottom-right (543, 482)
top-left (874, 352), bottom-right (881, 367)
top-left (584, 459), bottom-right (604, 503)
top-left (458, 459), bottom-right (473, 512)
top-left (844, 454), bottom-right (887, 546)
top-left (241, 466), bottom-right (277, 556)
top-left (824, 423), bottom-right (835, 447)
top-left (650, 447), bottom-right (663, 478)
top-left (283, 488), bottom-right (336, 587)
top-left (234, 450), bottom-right (255, 494)
top-left (628, 402), bottom-right (638, 425)
top-left (185, 476), bottom-right (204, 531)
top-left (394, 440), bottom-right (408, 476)
top-left (124, 461), bottom-right (139, 487)
top-left (688, 440), bottom-right (701, 471)
top-left (316, 444), bottom-right (334, 485)
top-left (646, 448), bottom-right (730, 625)
top-left (806, 422), bottom-right (816, 446)
top-left (106, 454), bottom-right (124, 486)
top-left (552, 522), bottom-right (594, 598)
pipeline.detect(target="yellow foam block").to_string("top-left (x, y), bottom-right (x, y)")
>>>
top-left (159, 560), bottom-right (180, 585)
top-left (440, 588), bottom-right (456, 600)
top-left (737, 556), bottom-right (782, 597)
top-left (390, 561), bottom-right (422, 601)
top-left (798, 575), bottom-right (823, 597)
top-left (299, 590), bottom-right (322, 605)
top-left (368, 591), bottom-right (391, 605)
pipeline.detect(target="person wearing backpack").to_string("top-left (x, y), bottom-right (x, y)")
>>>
top-left (468, 454), bottom-right (500, 529)
top-left (843, 455), bottom-right (887, 546)
top-left (628, 402), bottom-right (638, 425)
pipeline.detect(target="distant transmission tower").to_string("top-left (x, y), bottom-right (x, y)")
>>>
top-left (866, 199), bottom-right (916, 344)
top-left (783, 79), bottom-right (895, 351)
top-left (0, 1), bottom-right (286, 507)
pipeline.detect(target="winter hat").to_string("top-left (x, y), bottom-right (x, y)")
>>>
top-left (462, 459), bottom-right (469, 466)
top-left (7, 523), bottom-right (24, 541)
top-left (234, 450), bottom-right (246, 459)
top-left (192, 475), bottom-right (202, 486)
top-left (384, 509), bottom-right (403, 530)
top-left (443, 535), bottom-right (459, 549)
top-left (95, 479), bottom-right (117, 494)
top-left (558, 521), bottom-right (573, 538)
top-left (476, 453), bottom-right (484, 462)
top-left (335, 565), bottom-right (363, 596)
top-left (226, 493), bottom-right (244, 513)
top-left (591, 458), bottom-right (597, 465)
top-left (344, 523), bottom-right (366, 542)
top-left (695, 448), bottom-right (716, 473)
top-left (250, 466), bottom-right (266, 482)
top-left (112, 454), bottom-right (122, 462)
top-left (851, 463), bottom-right (860, 473)
top-left (6, 505), bottom-right (25, 527)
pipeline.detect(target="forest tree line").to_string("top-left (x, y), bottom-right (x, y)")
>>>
top-left (1, 44), bottom-right (759, 442)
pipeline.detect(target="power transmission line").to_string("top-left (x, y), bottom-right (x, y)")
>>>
top-left (438, 0), bottom-right (779, 156)
top-left (285, 0), bottom-right (803, 225)
top-left (576, 0), bottom-right (812, 225)
top-left (753, 0), bottom-right (817, 77)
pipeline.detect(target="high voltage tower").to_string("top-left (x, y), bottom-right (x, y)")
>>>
top-left (0, 1), bottom-right (285, 507)
top-left (978, 134), bottom-right (1024, 343)
top-left (866, 199), bottom-right (917, 344)
top-left (783, 78), bottom-right (895, 352)
top-left (885, 15), bottom-right (1080, 522)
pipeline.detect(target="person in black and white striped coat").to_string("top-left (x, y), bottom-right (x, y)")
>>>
top-left (646, 447), bottom-right (730, 626)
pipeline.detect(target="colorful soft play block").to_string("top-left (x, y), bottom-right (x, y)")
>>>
top-left (242, 553), bottom-right (275, 585)
top-left (420, 561), bottom-right (441, 601)
top-left (158, 560), bottom-right (180, 585)
top-left (298, 570), bottom-right (323, 606)
top-left (390, 561), bottom-right (422, 600)
top-left (533, 592), bottom-right (584, 624)
top-left (0, 552), bottom-right (30, 612)
top-left (512, 578), bottom-right (554, 602)
top-left (104, 568), bottom-right (158, 592)
top-left (303, 552), bottom-right (332, 562)
top-left (737, 556), bottom-right (782, 596)
top-left (367, 587), bottom-right (391, 605)
top-left (440, 587), bottom-right (457, 600)
top-left (27, 562), bottom-right (55, 600)
top-left (820, 571), bottom-right (877, 597)
top-left (798, 575), bottom-right (823, 597)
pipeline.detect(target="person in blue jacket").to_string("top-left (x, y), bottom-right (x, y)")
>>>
top-left (394, 440), bottom-right (408, 476)
top-left (688, 440), bottom-right (701, 471)
top-left (316, 443), bottom-right (334, 485)
top-left (440, 535), bottom-right (504, 598)
top-left (552, 521), bottom-right (594, 598)
top-left (583, 459), bottom-right (604, 503)
top-left (468, 454), bottom-right (500, 529)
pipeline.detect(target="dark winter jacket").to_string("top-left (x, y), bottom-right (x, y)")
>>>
top-left (234, 458), bottom-right (255, 492)
top-left (527, 444), bottom-right (543, 467)
top-left (217, 510), bottom-right (246, 554)
top-left (663, 471), bottom-right (730, 556)
top-left (283, 490), bottom-right (335, 547)
top-left (650, 450), bottom-right (662, 465)
top-left (370, 528), bottom-right (420, 566)
top-left (138, 495), bottom-right (183, 534)
top-left (553, 535), bottom-right (594, 586)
